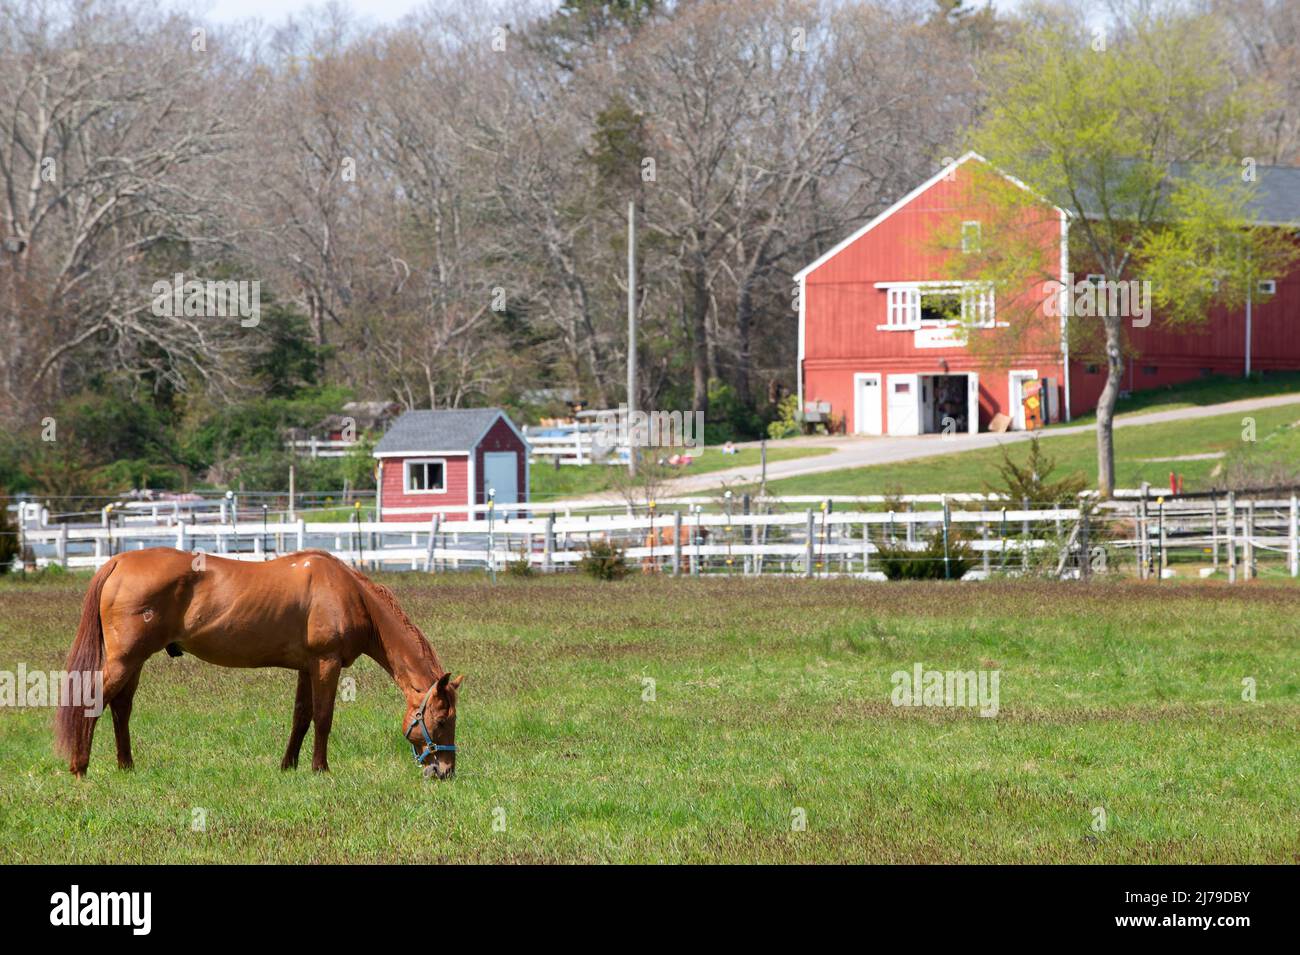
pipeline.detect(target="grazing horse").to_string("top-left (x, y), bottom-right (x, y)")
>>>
top-left (54, 548), bottom-right (463, 779)
top-left (640, 523), bottom-right (708, 572)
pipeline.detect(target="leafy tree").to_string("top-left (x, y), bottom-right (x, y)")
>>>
top-left (948, 9), bottom-right (1286, 497)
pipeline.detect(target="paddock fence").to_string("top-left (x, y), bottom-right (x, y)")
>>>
top-left (8, 485), bottom-right (1299, 581)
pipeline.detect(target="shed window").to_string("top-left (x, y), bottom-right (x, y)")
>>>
top-left (961, 221), bottom-right (981, 253)
top-left (1258, 279), bottom-right (1277, 295)
top-left (405, 459), bottom-right (447, 493)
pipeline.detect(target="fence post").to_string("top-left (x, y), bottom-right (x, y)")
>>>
top-left (673, 510), bottom-right (683, 577)
top-left (59, 521), bottom-right (69, 570)
top-left (1157, 497), bottom-right (1167, 578)
top-left (1137, 484), bottom-right (1150, 580)
top-left (1244, 499), bottom-right (1255, 581)
top-left (693, 507), bottom-right (702, 577)
top-left (1226, 491), bottom-right (1237, 584)
top-left (982, 520), bottom-right (990, 575)
top-left (426, 515), bottom-right (440, 572)
top-left (742, 494), bottom-right (752, 576)
top-left (1210, 493), bottom-right (1220, 572)
top-left (543, 513), bottom-right (554, 574)
top-left (297, 518), bottom-right (306, 552)
top-left (862, 521), bottom-right (870, 576)
top-left (804, 509), bottom-right (814, 579)
top-left (1021, 497), bottom-right (1030, 572)
top-left (1290, 493), bottom-right (1299, 578)
top-left (941, 497), bottom-right (951, 580)
top-left (1080, 506), bottom-right (1090, 581)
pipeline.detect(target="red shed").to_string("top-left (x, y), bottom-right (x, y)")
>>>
top-left (373, 408), bottom-right (529, 522)
top-left (797, 152), bottom-right (1300, 435)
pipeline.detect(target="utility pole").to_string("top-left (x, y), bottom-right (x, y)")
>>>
top-left (627, 199), bottom-right (638, 476)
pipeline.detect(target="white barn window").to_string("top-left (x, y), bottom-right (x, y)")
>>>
top-left (405, 458), bottom-right (447, 494)
top-left (887, 287), bottom-right (920, 328)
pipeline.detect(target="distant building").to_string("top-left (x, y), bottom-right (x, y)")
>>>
top-left (372, 408), bottom-right (529, 522)
top-left (796, 152), bottom-right (1300, 435)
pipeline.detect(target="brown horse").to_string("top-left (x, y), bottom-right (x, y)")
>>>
top-left (640, 523), bottom-right (709, 572)
top-left (54, 548), bottom-right (463, 779)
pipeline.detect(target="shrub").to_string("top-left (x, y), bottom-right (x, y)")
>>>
top-left (874, 528), bottom-right (975, 580)
top-left (505, 550), bottom-right (535, 577)
top-left (578, 539), bottom-right (629, 580)
top-left (767, 394), bottom-right (801, 440)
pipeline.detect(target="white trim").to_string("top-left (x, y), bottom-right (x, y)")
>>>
top-left (403, 457), bottom-right (450, 495)
top-left (966, 372), bottom-right (979, 435)
top-left (374, 449), bottom-right (470, 458)
top-left (467, 451), bottom-right (476, 512)
top-left (797, 274), bottom-right (806, 414)
top-left (1059, 210), bottom-right (1072, 422)
top-left (852, 373), bottom-right (883, 436)
top-left (794, 152), bottom-right (1069, 281)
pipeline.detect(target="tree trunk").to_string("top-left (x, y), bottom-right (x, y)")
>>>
top-left (690, 252), bottom-right (710, 420)
top-left (735, 280), bottom-right (754, 408)
top-left (1095, 315), bottom-right (1124, 498)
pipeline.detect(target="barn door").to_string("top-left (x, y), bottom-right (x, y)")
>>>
top-left (966, 373), bottom-right (979, 434)
top-left (483, 452), bottom-right (519, 506)
top-left (886, 374), bottom-right (920, 435)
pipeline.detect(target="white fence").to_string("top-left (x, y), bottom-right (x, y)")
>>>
top-left (10, 489), bottom-right (1300, 581)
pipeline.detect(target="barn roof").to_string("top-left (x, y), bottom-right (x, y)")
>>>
top-left (373, 408), bottom-right (523, 456)
top-left (1072, 161), bottom-right (1300, 226)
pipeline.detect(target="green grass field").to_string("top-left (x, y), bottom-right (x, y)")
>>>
top-left (1, 572), bottom-right (1296, 863)
top-left (763, 404), bottom-right (1300, 498)
top-left (1059, 371), bottom-right (1300, 426)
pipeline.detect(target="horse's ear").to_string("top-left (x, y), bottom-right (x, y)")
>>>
top-left (436, 672), bottom-right (451, 692)
top-left (450, 674), bottom-right (465, 691)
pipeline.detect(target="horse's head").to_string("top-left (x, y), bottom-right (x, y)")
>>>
top-left (404, 672), bottom-right (464, 780)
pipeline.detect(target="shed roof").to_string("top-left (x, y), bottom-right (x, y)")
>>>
top-left (373, 408), bottom-right (522, 456)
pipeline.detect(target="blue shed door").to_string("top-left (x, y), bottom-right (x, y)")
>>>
top-left (483, 451), bottom-right (518, 506)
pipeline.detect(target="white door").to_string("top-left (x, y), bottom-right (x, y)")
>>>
top-left (853, 373), bottom-right (883, 435)
top-left (1008, 370), bottom-right (1038, 430)
top-left (483, 452), bottom-right (519, 505)
top-left (887, 374), bottom-right (920, 435)
top-left (966, 372), bottom-right (980, 435)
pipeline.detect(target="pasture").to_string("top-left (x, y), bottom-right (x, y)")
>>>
top-left (1, 572), bottom-right (1297, 863)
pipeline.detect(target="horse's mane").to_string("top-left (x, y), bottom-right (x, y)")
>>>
top-left (341, 560), bottom-right (444, 678)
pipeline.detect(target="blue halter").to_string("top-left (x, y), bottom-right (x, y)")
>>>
top-left (405, 683), bottom-right (457, 766)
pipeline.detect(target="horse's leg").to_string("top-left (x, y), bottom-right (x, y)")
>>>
top-left (309, 657), bottom-right (342, 772)
top-left (280, 670), bottom-right (313, 770)
top-left (71, 654), bottom-right (140, 777)
top-left (109, 665), bottom-right (143, 770)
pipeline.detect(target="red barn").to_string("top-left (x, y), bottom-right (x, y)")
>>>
top-left (796, 152), bottom-right (1300, 435)
top-left (373, 408), bottom-right (529, 522)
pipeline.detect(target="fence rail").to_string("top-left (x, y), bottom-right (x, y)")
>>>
top-left (9, 487), bottom-right (1299, 581)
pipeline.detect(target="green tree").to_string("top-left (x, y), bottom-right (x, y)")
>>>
top-left (947, 9), bottom-right (1288, 497)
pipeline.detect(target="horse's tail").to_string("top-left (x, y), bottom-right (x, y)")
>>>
top-left (54, 558), bottom-right (116, 764)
